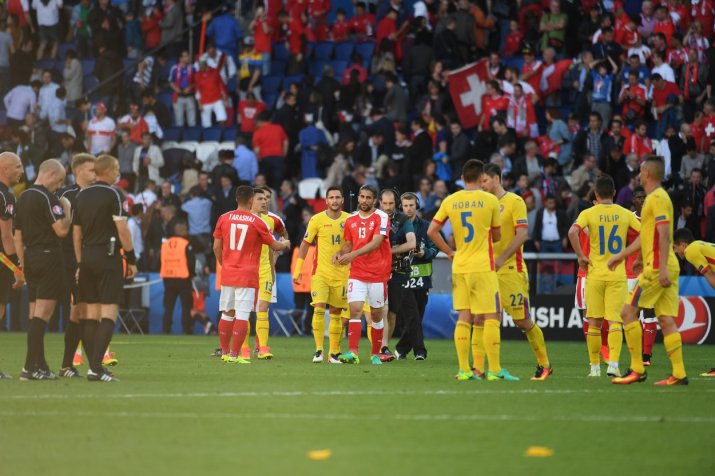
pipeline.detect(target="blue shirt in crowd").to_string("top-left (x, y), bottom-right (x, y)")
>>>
top-left (181, 196), bottom-right (213, 235)
top-left (233, 144), bottom-right (258, 183)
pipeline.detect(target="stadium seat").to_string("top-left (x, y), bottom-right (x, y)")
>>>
top-left (58, 43), bottom-right (75, 59)
top-left (203, 127), bottom-right (223, 141)
top-left (298, 178), bottom-right (323, 199)
top-left (35, 59), bottom-right (56, 71)
top-left (227, 76), bottom-right (237, 93)
top-left (309, 61), bottom-right (328, 79)
top-left (163, 127), bottom-right (182, 142)
top-left (222, 128), bottom-right (237, 142)
top-left (313, 42), bottom-right (334, 61)
top-left (196, 142), bottom-right (218, 163)
top-left (283, 74), bottom-right (304, 88)
top-left (161, 140), bottom-right (179, 150)
top-left (270, 60), bottom-right (287, 76)
top-left (334, 42), bottom-right (355, 61)
top-left (80, 59), bottom-right (96, 75)
top-left (177, 141), bottom-right (199, 152)
top-left (355, 41), bottom-right (375, 63)
top-left (263, 76), bottom-right (282, 95)
top-left (331, 60), bottom-right (348, 78)
top-left (156, 92), bottom-right (174, 124)
top-left (263, 92), bottom-right (278, 109)
top-left (182, 127), bottom-right (202, 141)
top-left (272, 42), bottom-right (289, 61)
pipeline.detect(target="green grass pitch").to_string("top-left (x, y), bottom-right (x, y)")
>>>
top-left (0, 333), bottom-right (714, 476)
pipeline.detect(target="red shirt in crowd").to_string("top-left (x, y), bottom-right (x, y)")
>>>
top-left (214, 210), bottom-right (275, 289)
top-left (141, 10), bottom-right (163, 50)
top-left (618, 83), bottom-right (647, 118)
top-left (521, 60), bottom-right (543, 94)
top-left (480, 94), bottom-right (509, 131)
top-left (702, 112), bottom-right (715, 144)
top-left (504, 31), bottom-right (523, 57)
top-left (653, 19), bottom-right (676, 47)
top-left (288, 16), bottom-right (307, 55)
top-left (623, 133), bottom-right (654, 159)
top-left (332, 19), bottom-right (350, 42)
top-left (651, 81), bottom-right (681, 108)
top-left (341, 63), bottom-right (367, 85)
top-left (691, 0), bottom-right (715, 38)
top-left (691, 120), bottom-right (705, 151)
top-left (308, 0), bottom-right (331, 41)
top-left (253, 123), bottom-right (288, 159)
top-left (237, 99), bottom-right (267, 134)
top-left (349, 12), bottom-right (375, 39)
top-left (195, 67), bottom-right (227, 105)
top-left (343, 209), bottom-right (392, 283)
top-left (254, 17), bottom-right (273, 54)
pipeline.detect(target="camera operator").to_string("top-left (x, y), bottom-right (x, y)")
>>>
top-left (395, 192), bottom-right (437, 360)
top-left (379, 188), bottom-right (415, 359)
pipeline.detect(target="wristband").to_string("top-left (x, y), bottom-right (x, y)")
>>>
top-left (7, 254), bottom-right (20, 266)
top-left (125, 250), bottom-right (137, 265)
top-left (293, 258), bottom-right (304, 279)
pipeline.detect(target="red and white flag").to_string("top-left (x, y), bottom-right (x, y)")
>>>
top-left (448, 59), bottom-right (489, 130)
top-left (540, 59), bottom-right (572, 97)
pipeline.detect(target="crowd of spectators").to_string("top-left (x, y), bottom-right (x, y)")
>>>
top-left (2, 0), bottom-right (715, 284)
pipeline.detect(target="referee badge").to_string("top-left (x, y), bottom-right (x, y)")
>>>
top-left (52, 205), bottom-right (63, 216)
top-left (5, 204), bottom-right (13, 215)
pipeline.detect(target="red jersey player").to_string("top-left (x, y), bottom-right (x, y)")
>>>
top-left (212, 186), bottom-right (290, 363)
top-left (334, 184), bottom-right (392, 365)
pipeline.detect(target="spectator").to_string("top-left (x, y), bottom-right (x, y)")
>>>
top-left (618, 70), bottom-right (647, 126)
top-left (168, 50), bottom-right (196, 127)
top-left (141, 91), bottom-right (171, 130)
top-left (86, 102), bottom-right (116, 155)
top-left (132, 178), bottom-right (158, 212)
top-left (507, 82), bottom-right (538, 139)
top-left (132, 132), bottom-right (164, 184)
top-left (194, 58), bottom-right (228, 128)
top-left (590, 59), bottom-right (616, 127)
top-left (158, 181), bottom-right (182, 210)
top-left (211, 175), bottom-right (237, 227)
top-left (0, 19), bottom-right (12, 97)
top-left (71, 0), bottom-right (92, 58)
top-left (47, 86), bottom-right (68, 156)
top-left (253, 110), bottom-right (289, 191)
top-left (571, 153), bottom-right (597, 192)
top-left (4, 80), bottom-right (40, 128)
top-left (449, 119), bottom-right (471, 180)
top-left (298, 113), bottom-right (328, 179)
top-left (124, 10), bottom-right (143, 59)
top-left (117, 130), bottom-right (137, 188)
top-left (623, 119), bottom-right (654, 160)
top-left (37, 70), bottom-right (59, 122)
top-left (202, 42), bottom-right (237, 86)
top-left (58, 128), bottom-right (85, 171)
top-left (159, 0), bottom-right (183, 59)
top-left (141, 6), bottom-right (163, 51)
top-left (182, 186), bottom-right (213, 243)
top-left (145, 204), bottom-right (180, 271)
top-left (250, 5), bottom-right (271, 76)
top-left (33, 0), bottom-right (62, 59)
top-left (210, 149), bottom-right (240, 187)
top-left (87, 0), bottom-right (124, 56)
top-left (131, 55), bottom-right (156, 100)
top-left (675, 201), bottom-right (700, 240)
top-left (62, 50), bottom-right (82, 104)
top-left (237, 39), bottom-right (263, 101)
top-left (591, 27), bottom-right (622, 64)
top-left (325, 137), bottom-right (355, 188)
top-left (539, 0), bottom-right (567, 53)
top-left (384, 72), bottom-right (408, 123)
top-left (683, 168), bottom-right (707, 219)
top-left (205, 4), bottom-right (242, 59)
top-left (118, 100), bottom-right (149, 145)
top-left (128, 203), bottom-right (145, 268)
top-left (93, 41), bottom-right (123, 113)
top-left (513, 140), bottom-right (543, 182)
top-left (616, 171), bottom-right (639, 210)
top-left (681, 48), bottom-right (709, 123)
top-left (533, 195), bottom-right (568, 253)
top-left (545, 108), bottom-right (572, 169)
top-left (573, 112), bottom-right (606, 167)
top-left (680, 139), bottom-right (705, 181)
top-left (233, 136), bottom-right (258, 183)
top-left (280, 179), bottom-right (305, 248)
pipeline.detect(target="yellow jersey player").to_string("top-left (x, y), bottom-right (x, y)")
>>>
top-left (249, 186), bottom-right (287, 360)
top-left (608, 156), bottom-right (688, 385)
top-left (482, 163), bottom-right (551, 381)
top-left (568, 176), bottom-right (641, 379)
top-left (293, 186), bottom-right (350, 364)
top-left (428, 159), bottom-right (518, 381)
top-left (672, 229), bottom-right (715, 377)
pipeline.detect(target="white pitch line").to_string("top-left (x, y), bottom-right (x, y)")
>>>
top-left (1, 387), bottom-right (713, 401)
top-left (0, 410), bottom-right (712, 424)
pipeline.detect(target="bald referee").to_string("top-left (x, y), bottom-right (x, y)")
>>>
top-left (57, 153), bottom-right (96, 378)
top-left (15, 160), bottom-right (71, 380)
top-left (74, 155), bottom-right (137, 382)
top-left (0, 152), bottom-right (24, 379)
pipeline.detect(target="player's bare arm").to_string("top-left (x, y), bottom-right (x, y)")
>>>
top-left (656, 222), bottom-right (671, 287)
top-left (268, 237), bottom-right (291, 252)
top-left (392, 231), bottom-right (416, 255)
top-left (334, 240), bottom-right (353, 264)
top-left (568, 224), bottom-right (590, 270)
top-left (213, 238), bottom-right (223, 265)
top-left (491, 226), bottom-right (501, 242)
top-left (293, 240), bottom-right (311, 284)
top-left (72, 224), bottom-right (83, 266)
top-left (495, 226), bottom-right (527, 270)
top-left (114, 219), bottom-right (137, 279)
top-left (338, 234), bottom-right (384, 265)
top-left (427, 221), bottom-right (454, 261)
top-left (608, 236), bottom-right (641, 271)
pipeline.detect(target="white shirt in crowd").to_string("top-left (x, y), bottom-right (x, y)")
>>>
top-left (128, 215), bottom-right (144, 261)
top-left (541, 209), bottom-right (561, 241)
top-left (3, 85), bottom-right (36, 121)
top-left (131, 188), bottom-right (158, 212)
top-left (38, 82), bottom-right (59, 120)
top-left (32, 0), bottom-right (63, 26)
top-left (627, 44), bottom-right (651, 64)
top-left (86, 116), bottom-right (116, 154)
top-left (651, 63), bottom-right (675, 83)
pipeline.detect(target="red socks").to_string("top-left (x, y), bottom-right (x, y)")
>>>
top-left (347, 320), bottom-right (361, 353)
top-left (218, 318), bottom-right (234, 354)
top-left (230, 320), bottom-right (248, 357)
top-left (601, 320), bottom-right (610, 347)
top-left (643, 322), bottom-right (657, 355)
top-left (370, 326), bottom-right (383, 355)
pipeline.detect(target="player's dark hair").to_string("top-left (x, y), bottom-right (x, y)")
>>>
top-left (253, 187), bottom-right (265, 195)
top-left (325, 186), bottom-right (343, 197)
top-left (643, 156), bottom-right (665, 180)
top-left (483, 163), bottom-right (502, 178)
top-left (260, 185), bottom-right (273, 196)
top-left (462, 159), bottom-right (485, 183)
top-left (235, 185), bottom-right (254, 205)
top-left (594, 175), bottom-right (615, 199)
top-left (359, 184), bottom-right (377, 199)
top-left (673, 228), bottom-right (695, 245)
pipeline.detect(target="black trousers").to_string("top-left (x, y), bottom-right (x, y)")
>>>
top-left (395, 288), bottom-right (429, 357)
top-left (163, 279), bottom-right (193, 334)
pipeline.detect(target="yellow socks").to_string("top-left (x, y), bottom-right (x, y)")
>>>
top-left (241, 320), bottom-right (252, 353)
top-left (586, 328), bottom-right (601, 366)
top-left (328, 313), bottom-right (342, 354)
top-left (367, 320), bottom-right (372, 346)
top-left (256, 312), bottom-right (269, 350)
top-left (313, 310), bottom-right (326, 351)
top-left (524, 323), bottom-right (550, 367)
top-left (471, 325), bottom-right (485, 373)
top-left (663, 332), bottom-right (686, 379)
top-left (608, 322), bottom-right (623, 366)
top-left (484, 319), bottom-right (501, 373)
top-left (624, 321), bottom-right (644, 374)
top-left (454, 321), bottom-right (471, 372)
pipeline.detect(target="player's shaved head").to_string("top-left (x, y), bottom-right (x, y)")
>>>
top-left (0, 151), bottom-right (23, 187)
top-left (95, 154), bottom-right (119, 175)
top-left (594, 175), bottom-right (615, 200)
top-left (235, 185), bottom-right (254, 205)
top-left (643, 156), bottom-right (665, 181)
top-left (462, 159), bottom-right (485, 183)
top-left (39, 158), bottom-right (64, 174)
top-left (71, 153), bottom-right (96, 174)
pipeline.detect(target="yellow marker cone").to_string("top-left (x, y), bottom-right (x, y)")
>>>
top-left (525, 446), bottom-right (554, 458)
top-left (307, 449), bottom-right (332, 461)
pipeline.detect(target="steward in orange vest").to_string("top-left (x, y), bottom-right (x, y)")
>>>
top-left (160, 222), bottom-right (195, 334)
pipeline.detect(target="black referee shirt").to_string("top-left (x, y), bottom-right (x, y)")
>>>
top-left (73, 181), bottom-right (128, 246)
top-left (0, 182), bottom-right (15, 254)
top-left (58, 184), bottom-right (80, 253)
top-left (14, 185), bottom-right (65, 248)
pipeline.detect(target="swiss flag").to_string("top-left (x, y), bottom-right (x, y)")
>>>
top-left (448, 59), bottom-right (489, 130)
top-left (540, 59), bottom-right (572, 97)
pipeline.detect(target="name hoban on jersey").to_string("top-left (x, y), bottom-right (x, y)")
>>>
top-left (451, 199), bottom-right (486, 210)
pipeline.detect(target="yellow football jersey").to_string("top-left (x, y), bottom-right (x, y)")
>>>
top-left (433, 189), bottom-right (500, 274)
top-left (684, 240), bottom-right (715, 275)
top-left (495, 192), bottom-right (528, 274)
top-left (259, 212), bottom-right (285, 277)
top-left (641, 187), bottom-right (678, 272)
top-left (303, 210), bottom-right (350, 282)
top-left (575, 203), bottom-right (640, 281)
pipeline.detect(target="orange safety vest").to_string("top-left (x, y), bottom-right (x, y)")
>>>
top-left (291, 246), bottom-right (315, 293)
top-left (160, 237), bottom-right (190, 279)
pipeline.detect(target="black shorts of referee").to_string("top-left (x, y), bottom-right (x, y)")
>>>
top-left (0, 264), bottom-right (13, 306)
top-left (25, 246), bottom-right (66, 302)
top-left (77, 245), bottom-right (124, 305)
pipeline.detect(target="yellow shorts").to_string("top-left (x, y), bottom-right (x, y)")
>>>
top-left (628, 268), bottom-right (680, 317)
top-left (258, 278), bottom-right (276, 303)
top-left (498, 272), bottom-right (530, 320)
top-left (585, 279), bottom-right (626, 322)
top-left (310, 273), bottom-right (347, 310)
top-left (453, 271), bottom-right (501, 315)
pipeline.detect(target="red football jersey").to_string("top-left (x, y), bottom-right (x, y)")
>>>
top-left (578, 229), bottom-right (590, 279)
top-left (213, 210), bottom-right (275, 288)
top-left (344, 209), bottom-right (391, 283)
top-left (625, 212), bottom-right (641, 279)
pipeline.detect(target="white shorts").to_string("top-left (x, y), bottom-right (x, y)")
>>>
top-left (347, 279), bottom-right (387, 309)
top-left (219, 286), bottom-right (256, 313)
top-left (200, 99), bottom-right (227, 127)
top-left (575, 276), bottom-right (586, 310)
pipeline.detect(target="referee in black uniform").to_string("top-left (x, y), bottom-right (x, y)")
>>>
top-left (74, 155), bottom-right (137, 382)
top-left (57, 153), bottom-right (96, 378)
top-left (14, 160), bottom-right (71, 380)
top-left (0, 152), bottom-right (24, 379)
